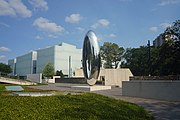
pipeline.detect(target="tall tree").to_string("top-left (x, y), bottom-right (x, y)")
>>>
top-left (100, 42), bottom-right (124, 68)
top-left (165, 20), bottom-right (180, 41)
top-left (42, 63), bottom-right (55, 78)
top-left (157, 40), bottom-right (180, 75)
top-left (121, 46), bottom-right (150, 76)
top-left (0, 63), bottom-right (12, 74)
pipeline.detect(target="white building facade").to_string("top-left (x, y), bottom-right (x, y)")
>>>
top-left (13, 51), bottom-right (37, 76)
top-left (8, 43), bottom-right (82, 77)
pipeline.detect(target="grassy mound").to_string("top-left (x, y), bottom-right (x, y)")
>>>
top-left (0, 84), bottom-right (153, 120)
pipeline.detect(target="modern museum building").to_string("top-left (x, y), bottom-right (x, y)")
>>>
top-left (8, 42), bottom-right (82, 78)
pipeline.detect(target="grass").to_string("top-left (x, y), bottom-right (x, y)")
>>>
top-left (0, 84), bottom-right (154, 120)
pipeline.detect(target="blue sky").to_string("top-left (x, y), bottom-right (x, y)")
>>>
top-left (0, 0), bottom-right (180, 63)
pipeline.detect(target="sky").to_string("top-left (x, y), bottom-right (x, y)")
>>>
top-left (0, 0), bottom-right (180, 63)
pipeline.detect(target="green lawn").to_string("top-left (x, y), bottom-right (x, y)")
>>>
top-left (0, 84), bottom-right (153, 120)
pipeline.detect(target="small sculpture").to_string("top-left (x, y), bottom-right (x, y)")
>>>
top-left (82, 30), bottom-right (101, 85)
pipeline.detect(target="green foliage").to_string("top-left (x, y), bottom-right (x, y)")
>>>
top-left (165, 20), bottom-right (180, 41)
top-left (121, 46), bottom-right (150, 76)
top-left (0, 63), bottom-right (12, 74)
top-left (42, 63), bottom-right (55, 78)
top-left (101, 42), bottom-right (124, 68)
top-left (56, 70), bottom-right (64, 78)
top-left (157, 40), bottom-right (180, 75)
top-left (121, 40), bottom-right (180, 76)
top-left (0, 84), bottom-right (153, 120)
top-left (122, 20), bottom-right (180, 76)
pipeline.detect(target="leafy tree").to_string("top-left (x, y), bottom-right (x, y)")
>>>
top-left (100, 42), bottom-right (124, 68)
top-left (165, 20), bottom-right (180, 41)
top-left (121, 20), bottom-right (180, 76)
top-left (121, 46), bottom-right (150, 76)
top-left (157, 40), bottom-right (180, 75)
top-left (0, 63), bottom-right (12, 74)
top-left (56, 70), bottom-right (64, 78)
top-left (42, 63), bottom-right (55, 78)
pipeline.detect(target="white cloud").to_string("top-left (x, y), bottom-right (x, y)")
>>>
top-left (65, 14), bottom-right (83, 24)
top-left (0, 22), bottom-right (10, 27)
top-left (159, 22), bottom-right (171, 29)
top-left (0, 46), bottom-right (11, 52)
top-left (91, 19), bottom-right (110, 29)
top-left (158, 0), bottom-right (180, 6)
top-left (149, 26), bottom-right (158, 32)
top-left (33, 17), bottom-right (65, 34)
top-left (76, 27), bottom-right (85, 32)
top-left (29, 0), bottom-right (48, 11)
top-left (149, 22), bottom-right (172, 32)
top-left (109, 33), bottom-right (116, 38)
top-left (48, 34), bottom-right (58, 38)
top-left (0, 0), bottom-right (32, 17)
top-left (97, 36), bottom-right (103, 41)
top-left (0, 55), bottom-right (6, 60)
top-left (35, 35), bottom-right (43, 40)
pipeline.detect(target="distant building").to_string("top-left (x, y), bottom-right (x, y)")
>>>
top-left (15, 51), bottom-right (37, 76)
top-left (153, 33), bottom-right (165, 47)
top-left (8, 43), bottom-right (82, 77)
top-left (8, 58), bottom-right (16, 76)
top-left (153, 32), bottom-right (177, 47)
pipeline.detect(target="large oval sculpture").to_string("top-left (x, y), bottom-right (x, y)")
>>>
top-left (82, 30), bottom-right (100, 86)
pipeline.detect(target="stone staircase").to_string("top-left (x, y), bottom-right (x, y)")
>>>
top-left (0, 77), bottom-right (37, 85)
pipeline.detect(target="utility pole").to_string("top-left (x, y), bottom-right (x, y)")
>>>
top-left (147, 40), bottom-right (151, 76)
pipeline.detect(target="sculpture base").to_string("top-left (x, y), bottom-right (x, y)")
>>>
top-left (71, 85), bottom-right (111, 91)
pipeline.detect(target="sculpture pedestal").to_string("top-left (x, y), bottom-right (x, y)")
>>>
top-left (71, 85), bottom-right (111, 92)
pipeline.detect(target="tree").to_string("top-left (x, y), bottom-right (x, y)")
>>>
top-left (165, 20), bottom-right (180, 41)
top-left (0, 63), bottom-right (12, 74)
top-left (121, 20), bottom-right (180, 76)
top-left (121, 46), bottom-right (150, 76)
top-left (100, 42), bottom-right (124, 68)
top-left (56, 70), bottom-right (64, 78)
top-left (42, 63), bottom-right (55, 78)
top-left (157, 40), bottom-right (180, 75)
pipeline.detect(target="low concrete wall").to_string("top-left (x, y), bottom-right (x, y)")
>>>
top-left (0, 77), bottom-right (36, 85)
top-left (122, 80), bottom-right (180, 101)
top-left (27, 74), bottom-right (42, 83)
top-left (75, 68), bottom-right (133, 87)
top-left (48, 76), bottom-right (61, 83)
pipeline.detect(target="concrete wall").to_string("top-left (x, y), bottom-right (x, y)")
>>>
top-left (36, 46), bottom-right (55, 74)
top-left (36, 43), bottom-right (82, 76)
top-left (8, 58), bottom-right (16, 76)
top-left (122, 80), bottom-right (180, 101)
top-left (27, 73), bottom-right (42, 83)
top-left (75, 68), bottom-right (133, 87)
top-left (16, 51), bottom-right (37, 76)
top-left (54, 43), bottom-right (82, 76)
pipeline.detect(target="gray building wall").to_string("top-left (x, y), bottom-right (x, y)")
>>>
top-left (8, 43), bottom-right (82, 77)
top-left (15, 51), bottom-right (37, 76)
top-left (8, 58), bottom-right (16, 76)
top-left (36, 43), bottom-right (82, 76)
top-left (36, 46), bottom-right (55, 74)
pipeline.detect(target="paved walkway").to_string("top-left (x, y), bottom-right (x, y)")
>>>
top-left (29, 83), bottom-right (180, 120)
